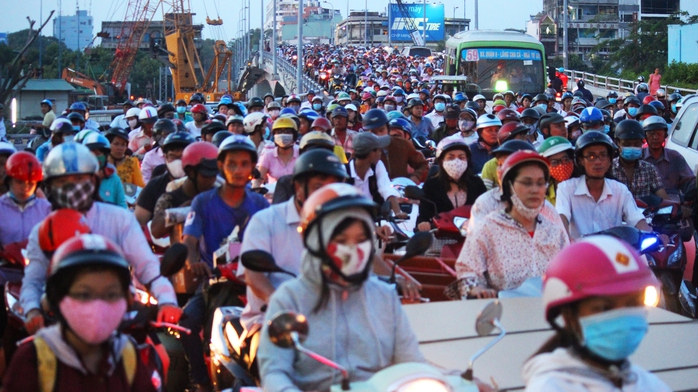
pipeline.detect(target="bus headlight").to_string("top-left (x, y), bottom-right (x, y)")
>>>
top-left (494, 80), bottom-right (508, 92)
top-left (396, 379), bottom-right (451, 392)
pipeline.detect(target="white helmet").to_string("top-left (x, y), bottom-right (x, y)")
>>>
top-left (473, 94), bottom-right (486, 102)
top-left (125, 108), bottom-right (141, 118)
top-left (138, 106), bottom-right (158, 123)
top-left (476, 114), bottom-right (502, 130)
top-left (0, 141), bottom-right (17, 156)
top-left (243, 112), bottom-right (269, 135)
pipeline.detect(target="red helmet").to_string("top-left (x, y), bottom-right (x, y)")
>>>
top-left (496, 122), bottom-right (528, 144)
top-left (191, 104), bottom-right (208, 114)
top-left (642, 95), bottom-right (656, 105)
top-left (492, 105), bottom-right (507, 114)
top-left (39, 209), bottom-right (91, 254)
top-left (182, 141), bottom-right (219, 171)
top-left (310, 117), bottom-right (333, 133)
top-left (5, 151), bottom-right (43, 182)
top-left (299, 183), bottom-right (376, 234)
top-left (500, 150), bottom-right (549, 184)
top-left (543, 235), bottom-right (659, 320)
top-left (496, 108), bottom-right (520, 123)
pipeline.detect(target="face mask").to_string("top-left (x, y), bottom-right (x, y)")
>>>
top-left (176, 106), bottom-right (186, 114)
top-left (395, 96), bottom-right (403, 103)
top-left (537, 104), bottom-right (548, 111)
top-left (72, 125), bottom-right (81, 132)
top-left (608, 98), bottom-right (617, 104)
top-left (550, 160), bottom-right (574, 183)
top-left (620, 146), bottom-right (642, 161)
top-left (327, 240), bottom-right (372, 278)
top-left (51, 180), bottom-right (95, 212)
top-left (435, 102), bottom-right (446, 112)
top-left (671, 104), bottom-right (677, 114)
top-left (269, 109), bottom-right (280, 119)
top-left (313, 103), bottom-right (322, 111)
top-left (128, 119), bottom-right (138, 129)
top-left (274, 133), bottom-right (294, 148)
top-left (442, 158), bottom-right (468, 180)
top-left (509, 182), bottom-right (544, 220)
top-left (459, 120), bottom-right (475, 131)
top-left (603, 124), bottom-right (611, 134)
top-left (384, 104), bottom-right (395, 112)
top-left (580, 307), bottom-right (648, 362)
top-left (97, 155), bottom-right (107, 168)
top-left (60, 296), bottom-right (127, 345)
top-left (166, 159), bottom-right (185, 178)
top-left (627, 107), bottom-right (638, 117)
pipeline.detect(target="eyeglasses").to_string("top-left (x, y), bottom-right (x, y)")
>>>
top-left (67, 291), bottom-right (124, 303)
top-left (514, 180), bottom-right (549, 189)
top-left (582, 152), bottom-right (610, 162)
top-left (549, 156), bottom-right (572, 167)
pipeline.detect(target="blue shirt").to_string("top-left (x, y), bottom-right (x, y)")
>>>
top-left (36, 141), bottom-right (52, 163)
top-left (468, 141), bottom-right (492, 175)
top-left (183, 188), bottom-right (269, 266)
top-left (99, 166), bottom-right (127, 208)
top-left (410, 117), bottom-right (435, 141)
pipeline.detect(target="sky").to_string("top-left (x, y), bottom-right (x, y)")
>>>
top-left (1, 0), bottom-right (543, 42)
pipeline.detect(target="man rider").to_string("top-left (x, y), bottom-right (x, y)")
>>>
top-left (407, 98), bottom-right (435, 141)
top-left (642, 115), bottom-right (695, 194)
top-left (469, 114), bottom-right (502, 174)
top-left (432, 104), bottom-right (462, 144)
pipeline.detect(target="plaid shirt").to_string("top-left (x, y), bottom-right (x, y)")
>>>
top-left (612, 158), bottom-right (665, 199)
top-left (331, 128), bottom-right (358, 159)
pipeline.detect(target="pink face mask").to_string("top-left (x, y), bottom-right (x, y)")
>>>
top-left (59, 297), bottom-right (127, 345)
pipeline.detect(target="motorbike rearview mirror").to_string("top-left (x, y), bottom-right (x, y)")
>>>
top-left (241, 250), bottom-right (296, 277)
top-left (380, 200), bottom-right (392, 219)
top-left (462, 300), bottom-right (506, 381)
top-left (160, 243), bottom-right (188, 277)
top-left (390, 231), bottom-right (433, 284)
top-left (403, 185), bottom-right (425, 200)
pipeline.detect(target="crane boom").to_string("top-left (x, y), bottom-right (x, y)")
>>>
top-left (394, 0), bottom-right (425, 46)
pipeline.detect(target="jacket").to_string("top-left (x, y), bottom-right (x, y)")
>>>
top-left (523, 348), bottom-right (670, 392)
top-left (99, 164), bottom-right (127, 208)
top-left (431, 124), bottom-right (459, 145)
top-left (0, 194), bottom-right (51, 246)
top-left (416, 174), bottom-right (486, 225)
top-left (380, 136), bottom-right (429, 184)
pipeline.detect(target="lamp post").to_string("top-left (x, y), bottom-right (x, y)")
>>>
top-left (474, 0), bottom-right (478, 30)
top-left (323, 1), bottom-right (335, 45)
top-left (260, 0), bottom-right (265, 59)
top-left (297, 0), bottom-right (304, 92)
top-left (364, 0), bottom-right (368, 47)
top-left (453, 6), bottom-right (459, 35)
top-left (563, 0), bottom-right (569, 69)
top-left (273, 0), bottom-right (277, 77)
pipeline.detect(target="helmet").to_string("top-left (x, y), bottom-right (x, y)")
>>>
top-left (496, 109), bottom-right (520, 123)
top-left (157, 104), bottom-right (176, 117)
top-left (287, 95), bottom-right (302, 104)
top-left (406, 98), bottom-right (424, 109)
top-left (624, 96), bottom-right (641, 107)
top-left (38, 209), bottom-right (91, 254)
top-left (211, 131), bottom-right (233, 147)
top-left (594, 98), bottom-right (612, 110)
top-left (243, 112), bottom-right (269, 134)
top-left (46, 234), bottom-right (130, 307)
top-left (297, 109), bottom-right (320, 122)
top-left (182, 141), bottom-right (219, 174)
top-left (496, 123), bottom-right (529, 144)
top-left (500, 150), bottom-right (550, 185)
top-left (642, 115), bottom-right (668, 133)
top-left (538, 136), bottom-right (574, 158)
top-left (161, 132), bottom-right (195, 153)
top-left (230, 102), bottom-right (249, 117)
top-left (656, 89), bottom-right (666, 99)
top-left (579, 107), bottom-right (603, 124)
top-left (300, 131), bottom-right (335, 151)
top-left (105, 127), bottom-right (129, 143)
top-left (225, 115), bottom-right (245, 127)
top-left (542, 235), bottom-right (659, 320)
top-left (74, 129), bottom-right (96, 144)
top-left (202, 121), bottom-right (226, 137)
top-left (520, 108), bottom-right (541, 121)
top-left (138, 106), bottom-right (159, 123)
top-left (298, 183), bottom-right (376, 234)
top-left (191, 104), bottom-right (208, 115)
top-left (637, 76), bottom-right (645, 83)
top-left (331, 106), bottom-right (349, 118)
top-left (491, 139), bottom-right (534, 156)
top-left (636, 83), bottom-right (649, 93)
top-left (476, 114), bottom-right (502, 130)
top-left (81, 132), bottom-right (111, 154)
top-left (5, 151), bottom-right (42, 182)
top-left (125, 107), bottom-right (141, 118)
top-left (561, 92), bottom-right (573, 101)
top-left (0, 142), bottom-right (16, 157)
top-left (267, 101), bottom-right (282, 110)
top-left (217, 98), bottom-right (233, 108)
top-left (153, 118), bottom-right (177, 137)
top-left (574, 131), bottom-right (617, 158)
top-left (615, 120), bottom-right (645, 140)
top-left (362, 109), bottom-right (390, 130)
top-left (636, 104), bottom-right (658, 118)
top-left (189, 93), bottom-right (205, 104)
top-left (67, 112), bottom-right (85, 124)
top-left (281, 107), bottom-right (298, 117)
top-left (388, 118), bottom-right (412, 135)
top-left (668, 93), bottom-right (682, 103)
top-left (69, 102), bottom-right (87, 112)
top-left (600, 109), bottom-right (613, 124)
top-left (393, 88), bottom-right (405, 97)
top-left (533, 93), bottom-right (549, 104)
top-left (607, 91), bottom-right (619, 99)
top-left (577, 79), bottom-right (585, 88)
top-left (436, 138), bottom-right (470, 160)
top-left (218, 134), bottom-right (258, 163)
top-left (272, 117), bottom-right (299, 132)
top-left (336, 92), bottom-right (351, 102)
top-left (642, 95), bottom-right (656, 105)
top-left (292, 149), bottom-right (347, 182)
top-left (648, 100), bottom-right (665, 112)
top-left (311, 117), bottom-right (333, 132)
top-left (43, 143), bottom-right (99, 180)
top-left (41, 99), bottom-right (53, 108)
top-left (473, 94), bottom-right (486, 102)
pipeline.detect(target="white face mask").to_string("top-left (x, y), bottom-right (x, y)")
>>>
top-left (442, 158), bottom-right (468, 179)
top-left (128, 119), bottom-right (138, 129)
top-left (274, 133), bottom-right (294, 148)
top-left (328, 240), bottom-right (373, 277)
top-left (269, 109), bottom-right (280, 119)
top-left (166, 159), bottom-right (185, 178)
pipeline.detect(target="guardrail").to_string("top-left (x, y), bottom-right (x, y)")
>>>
top-left (565, 70), bottom-right (697, 96)
top-left (260, 51), bottom-right (324, 94)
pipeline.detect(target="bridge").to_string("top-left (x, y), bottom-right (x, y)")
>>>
top-left (235, 50), bottom-right (324, 100)
top-left (563, 70), bottom-right (697, 97)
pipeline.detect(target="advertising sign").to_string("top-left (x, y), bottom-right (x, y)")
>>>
top-left (462, 48), bottom-right (543, 61)
top-left (389, 3), bottom-right (444, 43)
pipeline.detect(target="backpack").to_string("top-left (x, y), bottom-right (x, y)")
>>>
top-left (34, 335), bottom-right (137, 392)
top-left (345, 161), bottom-right (385, 205)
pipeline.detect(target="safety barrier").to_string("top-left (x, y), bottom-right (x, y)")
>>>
top-left (260, 50), bottom-right (324, 94)
top-left (565, 70), bottom-right (697, 96)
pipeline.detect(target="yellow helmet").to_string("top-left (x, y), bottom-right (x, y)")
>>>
top-left (272, 117), bottom-right (298, 132)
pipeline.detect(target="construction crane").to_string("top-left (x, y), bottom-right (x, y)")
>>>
top-left (394, 0), bottom-right (425, 46)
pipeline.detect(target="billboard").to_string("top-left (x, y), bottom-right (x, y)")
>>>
top-left (0, 33), bottom-right (7, 45)
top-left (389, 3), bottom-right (444, 43)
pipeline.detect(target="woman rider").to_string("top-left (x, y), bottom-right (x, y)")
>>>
top-left (105, 127), bottom-right (145, 187)
top-left (537, 136), bottom-right (577, 205)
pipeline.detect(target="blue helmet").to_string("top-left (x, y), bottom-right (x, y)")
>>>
top-left (648, 100), bottom-right (665, 111)
top-left (579, 107), bottom-right (603, 124)
top-left (388, 118), bottom-right (412, 136)
top-left (298, 109), bottom-right (320, 121)
top-left (280, 107), bottom-right (297, 116)
top-left (393, 88), bottom-right (405, 97)
top-left (69, 102), bottom-right (87, 112)
top-left (454, 92), bottom-right (467, 103)
top-left (362, 109), bottom-right (389, 130)
top-left (41, 99), bottom-right (53, 108)
top-left (82, 132), bottom-right (111, 153)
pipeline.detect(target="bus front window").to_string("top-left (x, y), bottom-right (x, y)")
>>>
top-left (459, 48), bottom-right (545, 97)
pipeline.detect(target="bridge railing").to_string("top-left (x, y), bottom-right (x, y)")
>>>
top-left (565, 70), bottom-right (697, 96)
top-left (260, 51), bottom-right (324, 94)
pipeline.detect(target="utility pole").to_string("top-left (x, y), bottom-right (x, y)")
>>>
top-left (364, 0), bottom-right (368, 47)
top-left (563, 0), bottom-right (569, 69)
top-left (474, 0), bottom-right (478, 30)
top-left (57, 0), bottom-right (62, 78)
top-left (387, 1), bottom-right (391, 47)
top-left (297, 0), bottom-right (304, 93)
top-left (76, 1), bottom-right (80, 71)
top-left (273, 0), bottom-right (277, 77)
top-left (39, 0), bottom-right (43, 77)
top-left (247, 0), bottom-right (251, 61)
top-left (260, 0), bottom-right (264, 59)
top-left (423, 0), bottom-right (426, 44)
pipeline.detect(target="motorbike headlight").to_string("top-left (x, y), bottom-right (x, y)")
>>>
top-left (644, 285), bottom-right (660, 307)
top-left (667, 244), bottom-right (683, 268)
top-left (396, 379), bottom-right (451, 392)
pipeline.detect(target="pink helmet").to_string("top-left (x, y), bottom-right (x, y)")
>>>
top-left (543, 235), bottom-right (659, 320)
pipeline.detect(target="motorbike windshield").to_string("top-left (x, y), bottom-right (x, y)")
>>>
top-left (458, 48), bottom-right (545, 96)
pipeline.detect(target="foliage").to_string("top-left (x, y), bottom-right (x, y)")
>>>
top-left (548, 54), bottom-right (591, 73)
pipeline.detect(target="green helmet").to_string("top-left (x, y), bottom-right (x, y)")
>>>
top-left (538, 136), bottom-right (574, 158)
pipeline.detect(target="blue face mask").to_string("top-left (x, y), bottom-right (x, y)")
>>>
top-left (608, 98), bottom-right (617, 104)
top-left (671, 104), bottom-right (677, 114)
top-left (603, 124), bottom-right (611, 134)
top-left (434, 102), bottom-right (446, 112)
top-left (313, 103), bottom-right (322, 111)
top-left (580, 307), bottom-right (648, 362)
top-left (264, 126), bottom-right (271, 140)
top-left (537, 103), bottom-right (548, 111)
top-left (176, 106), bottom-right (186, 114)
top-left (620, 146), bottom-right (642, 161)
top-left (627, 107), bottom-right (638, 117)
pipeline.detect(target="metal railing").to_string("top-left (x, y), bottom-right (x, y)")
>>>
top-left (565, 70), bottom-right (698, 96)
top-left (260, 51), bottom-right (324, 94)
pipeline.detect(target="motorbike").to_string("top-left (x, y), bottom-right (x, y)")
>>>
top-left (1, 241), bottom-right (29, 362)
top-left (412, 137), bottom-right (436, 160)
top-left (242, 300), bottom-right (506, 392)
top-left (329, 74), bottom-right (345, 93)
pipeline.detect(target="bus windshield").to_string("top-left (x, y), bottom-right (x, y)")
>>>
top-left (459, 48), bottom-right (545, 95)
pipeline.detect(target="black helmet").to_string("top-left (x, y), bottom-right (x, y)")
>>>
top-left (636, 83), bottom-right (649, 93)
top-left (362, 109), bottom-right (390, 130)
top-left (202, 121), bottom-right (226, 137)
top-left (533, 93), bottom-right (549, 104)
top-left (491, 139), bottom-right (535, 155)
top-left (668, 93), bottom-right (682, 103)
top-left (577, 79), bottom-right (585, 88)
top-left (607, 91), bottom-right (618, 99)
top-left (153, 119), bottom-right (177, 138)
top-left (211, 130), bottom-right (233, 147)
top-left (575, 130), bottom-right (617, 158)
top-left (157, 103), bottom-right (176, 117)
top-left (623, 95), bottom-right (641, 107)
top-left (105, 127), bottom-right (130, 143)
top-left (161, 131), bottom-right (195, 153)
top-left (465, 101), bottom-right (480, 112)
top-left (247, 97), bottom-right (264, 109)
top-left (520, 108), bottom-right (541, 121)
top-left (642, 116), bottom-right (668, 132)
top-left (594, 98), bottom-right (612, 110)
top-left (406, 98), bottom-right (424, 109)
top-left (615, 120), bottom-right (645, 140)
top-left (635, 104), bottom-right (658, 118)
top-left (67, 112), bottom-right (85, 123)
top-left (292, 149), bottom-right (348, 182)
top-left (189, 93), bottom-right (205, 104)
top-left (600, 109), bottom-right (613, 123)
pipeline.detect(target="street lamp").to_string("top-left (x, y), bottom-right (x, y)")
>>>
top-left (323, 1), bottom-right (335, 45)
top-left (453, 6), bottom-right (458, 19)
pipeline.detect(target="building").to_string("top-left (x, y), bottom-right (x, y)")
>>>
top-left (15, 79), bottom-right (75, 120)
top-left (668, 23), bottom-right (698, 64)
top-left (266, 0), bottom-right (342, 44)
top-left (100, 16), bottom-right (204, 51)
top-left (53, 10), bottom-right (93, 51)
top-left (526, 13), bottom-right (557, 59)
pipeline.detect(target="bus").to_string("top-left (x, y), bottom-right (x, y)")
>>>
top-left (443, 30), bottom-right (547, 100)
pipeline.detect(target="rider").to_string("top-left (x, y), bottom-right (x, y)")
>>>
top-left (21, 142), bottom-right (180, 335)
top-left (469, 114), bottom-right (502, 174)
top-left (481, 128), bottom-right (531, 190)
top-left (457, 151), bottom-right (569, 298)
top-left (254, 117), bottom-right (300, 187)
top-left (407, 98), bottom-right (435, 141)
top-left (538, 113), bottom-right (567, 139)
top-left (0, 142), bottom-right (17, 194)
top-left (523, 235), bottom-right (670, 391)
top-left (330, 106), bottom-right (358, 159)
top-left (180, 135), bottom-right (269, 391)
top-left (257, 183), bottom-right (425, 392)
top-left (105, 127), bottom-right (145, 187)
top-left (537, 136), bottom-right (577, 205)
top-left (186, 104), bottom-right (210, 137)
top-left (642, 115), bottom-right (695, 194)
top-left (82, 132), bottom-right (127, 208)
top-left (129, 106), bottom-right (159, 160)
top-left (432, 104), bottom-right (462, 144)
top-left (425, 94), bottom-right (448, 128)
top-left (5, 234), bottom-right (159, 392)
top-left (35, 119), bottom-right (78, 163)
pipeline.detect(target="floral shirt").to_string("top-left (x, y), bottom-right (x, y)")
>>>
top-left (115, 157), bottom-right (145, 187)
top-left (457, 210), bottom-right (569, 291)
